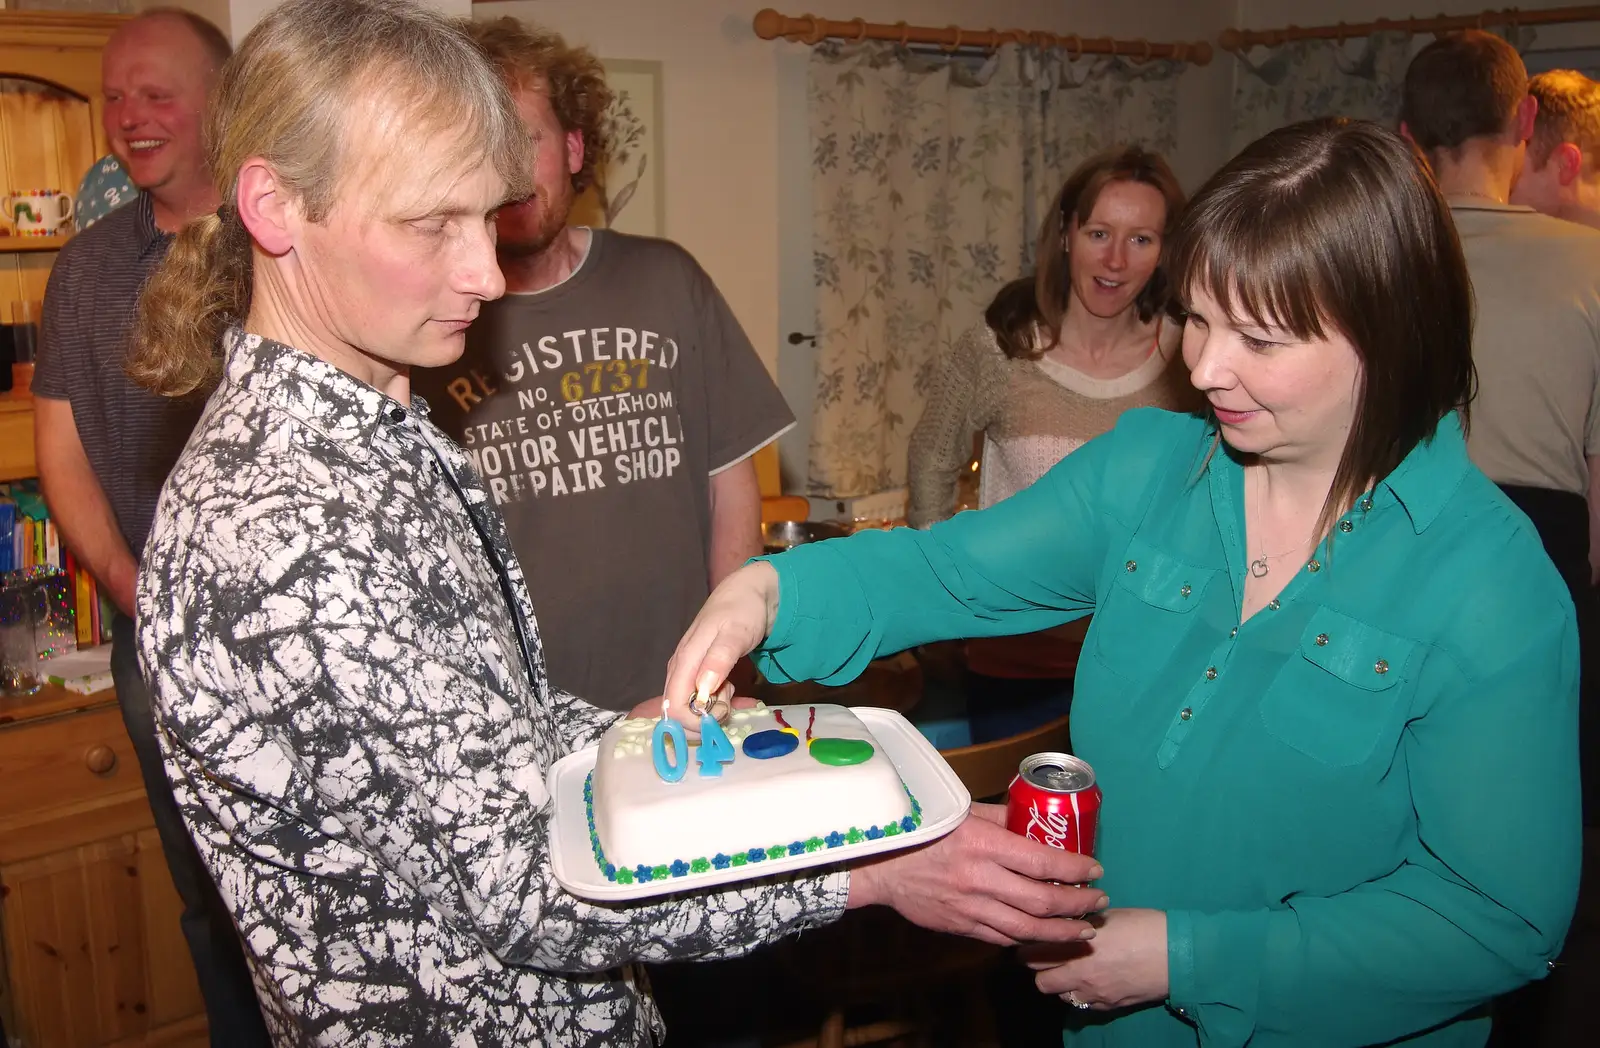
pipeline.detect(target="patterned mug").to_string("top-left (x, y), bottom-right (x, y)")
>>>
top-left (4, 189), bottom-right (74, 236)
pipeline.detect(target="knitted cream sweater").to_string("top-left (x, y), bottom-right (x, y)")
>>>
top-left (907, 319), bottom-right (1197, 528)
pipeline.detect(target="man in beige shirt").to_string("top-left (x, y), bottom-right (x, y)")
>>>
top-left (1402, 34), bottom-right (1600, 593)
top-left (1513, 69), bottom-right (1600, 229)
top-left (1402, 30), bottom-right (1600, 1045)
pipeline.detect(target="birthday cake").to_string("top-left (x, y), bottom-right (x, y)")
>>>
top-left (587, 703), bottom-right (921, 885)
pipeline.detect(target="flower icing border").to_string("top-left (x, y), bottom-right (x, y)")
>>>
top-left (583, 771), bottom-right (924, 885)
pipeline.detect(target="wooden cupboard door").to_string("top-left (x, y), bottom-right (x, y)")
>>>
top-left (0, 829), bottom-right (204, 1046)
top-left (0, 76), bottom-right (97, 204)
top-left (0, 394), bottom-right (33, 482)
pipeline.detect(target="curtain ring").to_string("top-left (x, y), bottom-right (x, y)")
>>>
top-left (894, 20), bottom-right (910, 47)
top-left (942, 25), bottom-right (964, 53)
top-left (849, 17), bottom-right (867, 42)
top-left (984, 26), bottom-right (1001, 56)
top-left (1064, 33), bottom-right (1083, 60)
top-left (1334, 21), bottom-right (1347, 43)
top-left (1132, 38), bottom-right (1153, 64)
top-left (800, 14), bottom-right (828, 46)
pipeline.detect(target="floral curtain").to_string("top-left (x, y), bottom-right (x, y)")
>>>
top-left (807, 43), bottom-right (1179, 498)
top-left (1230, 29), bottom-right (1543, 157)
top-left (1229, 33), bottom-right (1414, 156)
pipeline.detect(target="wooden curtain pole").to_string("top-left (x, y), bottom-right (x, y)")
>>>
top-left (751, 8), bottom-right (1213, 66)
top-left (1219, 4), bottom-right (1600, 52)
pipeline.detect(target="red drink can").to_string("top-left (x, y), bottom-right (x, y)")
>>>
top-left (1005, 752), bottom-right (1100, 856)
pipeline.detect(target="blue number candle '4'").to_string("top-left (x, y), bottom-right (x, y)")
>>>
top-left (651, 718), bottom-right (689, 783)
top-left (695, 713), bottom-right (736, 777)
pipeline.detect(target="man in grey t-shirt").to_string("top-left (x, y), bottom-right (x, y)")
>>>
top-left (414, 19), bottom-right (791, 715)
top-left (33, 12), bottom-right (269, 1044)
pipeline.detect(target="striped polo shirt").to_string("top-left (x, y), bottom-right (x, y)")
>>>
top-left (34, 194), bottom-right (205, 557)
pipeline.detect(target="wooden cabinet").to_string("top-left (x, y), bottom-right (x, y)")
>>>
top-left (1, 10), bottom-right (119, 321)
top-left (2, 11), bottom-right (122, 466)
top-left (0, 390), bottom-right (35, 481)
top-left (0, 15), bottom-right (206, 1045)
top-left (0, 687), bottom-right (206, 1047)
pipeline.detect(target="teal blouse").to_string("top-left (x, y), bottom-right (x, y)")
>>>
top-left (755, 409), bottom-right (1580, 1047)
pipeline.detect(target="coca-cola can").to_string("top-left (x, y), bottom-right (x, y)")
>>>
top-left (1005, 752), bottom-right (1100, 856)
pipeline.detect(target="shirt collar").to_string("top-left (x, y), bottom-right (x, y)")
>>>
top-left (1375, 411), bottom-right (1471, 534)
top-left (133, 193), bottom-right (169, 253)
top-left (1211, 412), bottom-right (1470, 536)
top-left (223, 327), bottom-right (401, 448)
top-left (1446, 196), bottom-right (1537, 215)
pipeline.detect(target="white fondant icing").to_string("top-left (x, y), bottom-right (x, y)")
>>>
top-left (592, 704), bottom-right (912, 869)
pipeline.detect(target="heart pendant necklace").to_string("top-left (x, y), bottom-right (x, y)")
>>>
top-left (1248, 471), bottom-right (1312, 579)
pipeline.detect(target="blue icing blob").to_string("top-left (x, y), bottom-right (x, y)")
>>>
top-left (743, 728), bottom-right (800, 759)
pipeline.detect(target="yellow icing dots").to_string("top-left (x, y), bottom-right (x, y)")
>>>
top-left (612, 701), bottom-right (767, 758)
top-left (611, 718), bottom-right (658, 758)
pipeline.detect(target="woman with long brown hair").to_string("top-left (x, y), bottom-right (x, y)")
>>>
top-left (666, 119), bottom-right (1580, 1046)
top-left (908, 146), bottom-right (1195, 741)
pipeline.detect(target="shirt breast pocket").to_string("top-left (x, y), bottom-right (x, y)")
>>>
top-left (1091, 538), bottom-right (1217, 685)
top-left (1260, 607), bottom-right (1416, 767)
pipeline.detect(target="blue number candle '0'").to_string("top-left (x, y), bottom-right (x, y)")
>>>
top-left (695, 713), bottom-right (736, 777)
top-left (652, 717), bottom-right (689, 782)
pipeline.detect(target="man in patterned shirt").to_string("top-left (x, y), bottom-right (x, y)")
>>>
top-left (126, 2), bottom-right (1107, 1044)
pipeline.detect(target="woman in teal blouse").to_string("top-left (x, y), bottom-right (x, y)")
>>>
top-left (664, 119), bottom-right (1581, 1046)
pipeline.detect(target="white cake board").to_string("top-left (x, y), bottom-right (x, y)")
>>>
top-left (547, 707), bottom-right (972, 902)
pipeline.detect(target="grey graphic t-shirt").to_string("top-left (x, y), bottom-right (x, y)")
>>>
top-left (414, 231), bottom-right (794, 711)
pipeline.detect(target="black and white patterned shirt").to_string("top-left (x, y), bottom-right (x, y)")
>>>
top-left (137, 330), bottom-right (848, 1046)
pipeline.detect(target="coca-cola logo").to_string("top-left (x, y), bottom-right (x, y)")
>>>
top-left (1025, 801), bottom-right (1071, 850)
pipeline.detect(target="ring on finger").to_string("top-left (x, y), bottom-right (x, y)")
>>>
top-left (1066, 991), bottom-right (1090, 1010)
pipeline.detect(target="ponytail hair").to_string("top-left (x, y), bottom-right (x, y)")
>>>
top-left (127, 207), bottom-right (250, 397)
top-left (127, 0), bottom-right (531, 398)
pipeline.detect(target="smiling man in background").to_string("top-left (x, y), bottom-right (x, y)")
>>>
top-left (33, 9), bottom-right (270, 1044)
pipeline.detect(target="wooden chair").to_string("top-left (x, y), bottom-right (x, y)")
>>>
top-left (937, 712), bottom-right (1074, 801)
top-left (752, 649), bottom-right (924, 716)
top-left (772, 714), bottom-right (1074, 1048)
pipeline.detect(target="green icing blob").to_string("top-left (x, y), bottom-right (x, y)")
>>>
top-left (808, 737), bottom-right (875, 766)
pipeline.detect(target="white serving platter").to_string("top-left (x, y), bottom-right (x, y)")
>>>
top-left (547, 706), bottom-right (972, 902)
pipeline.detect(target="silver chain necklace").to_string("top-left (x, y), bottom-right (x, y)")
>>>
top-left (1247, 471), bottom-right (1311, 579)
